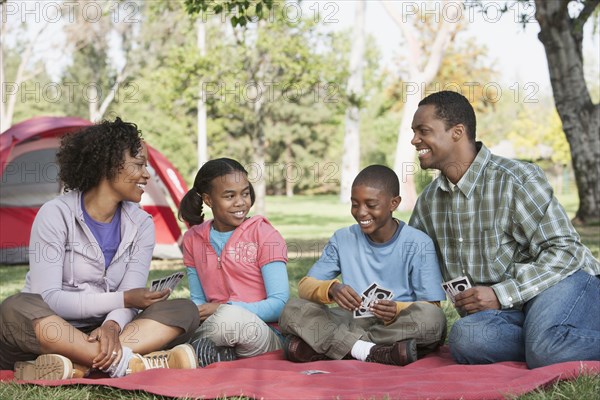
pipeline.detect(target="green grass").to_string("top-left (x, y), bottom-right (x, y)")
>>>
top-left (1, 194), bottom-right (598, 399)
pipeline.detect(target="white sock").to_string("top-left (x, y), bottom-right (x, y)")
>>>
top-left (108, 346), bottom-right (134, 378)
top-left (350, 340), bottom-right (375, 361)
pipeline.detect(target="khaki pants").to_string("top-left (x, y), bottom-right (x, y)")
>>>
top-left (279, 298), bottom-right (446, 359)
top-left (0, 293), bottom-right (200, 370)
top-left (192, 304), bottom-right (282, 358)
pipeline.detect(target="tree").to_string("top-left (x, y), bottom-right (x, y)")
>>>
top-left (1, 3), bottom-right (52, 132)
top-left (180, 4), bottom-right (347, 213)
top-left (380, 0), bottom-right (462, 210)
top-left (533, 0), bottom-right (600, 224)
top-left (339, 1), bottom-right (366, 203)
top-left (113, 1), bottom-right (199, 180)
top-left (61, 0), bottom-right (140, 122)
top-left (196, 18), bottom-right (208, 167)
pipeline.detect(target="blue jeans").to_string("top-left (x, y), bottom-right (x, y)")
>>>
top-left (448, 270), bottom-right (600, 368)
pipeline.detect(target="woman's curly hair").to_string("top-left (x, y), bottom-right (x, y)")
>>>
top-left (57, 118), bottom-right (143, 192)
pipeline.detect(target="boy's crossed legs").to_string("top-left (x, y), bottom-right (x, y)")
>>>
top-left (279, 298), bottom-right (446, 365)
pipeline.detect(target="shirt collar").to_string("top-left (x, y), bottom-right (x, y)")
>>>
top-left (440, 142), bottom-right (491, 199)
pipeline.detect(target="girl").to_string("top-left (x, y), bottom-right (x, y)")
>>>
top-left (0, 118), bottom-right (199, 380)
top-left (179, 158), bottom-right (289, 366)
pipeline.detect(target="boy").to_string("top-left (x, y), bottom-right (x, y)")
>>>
top-left (279, 165), bottom-right (446, 366)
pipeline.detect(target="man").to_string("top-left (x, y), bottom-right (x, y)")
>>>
top-left (409, 90), bottom-right (600, 368)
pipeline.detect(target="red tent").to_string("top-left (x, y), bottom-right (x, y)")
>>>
top-left (0, 116), bottom-right (188, 264)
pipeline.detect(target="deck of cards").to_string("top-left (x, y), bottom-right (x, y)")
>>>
top-left (441, 276), bottom-right (472, 304)
top-left (354, 282), bottom-right (395, 319)
top-left (149, 271), bottom-right (184, 294)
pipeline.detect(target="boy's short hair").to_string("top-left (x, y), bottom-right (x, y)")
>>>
top-left (352, 165), bottom-right (399, 197)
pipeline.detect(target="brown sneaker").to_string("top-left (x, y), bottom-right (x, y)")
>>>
top-left (14, 354), bottom-right (74, 380)
top-left (283, 335), bottom-right (330, 363)
top-left (365, 338), bottom-right (418, 366)
top-left (127, 344), bottom-right (197, 374)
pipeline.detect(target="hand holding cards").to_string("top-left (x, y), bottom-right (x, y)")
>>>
top-left (149, 271), bottom-right (184, 296)
top-left (441, 276), bottom-right (472, 304)
top-left (354, 282), bottom-right (394, 318)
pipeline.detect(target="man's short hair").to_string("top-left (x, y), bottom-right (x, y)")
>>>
top-left (352, 165), bottom-right (399, 197)
top-left (419, 91), bottom-right (477, 142)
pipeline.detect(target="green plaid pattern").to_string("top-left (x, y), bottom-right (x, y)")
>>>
top-left (410, 143), bottom-right (600, 309)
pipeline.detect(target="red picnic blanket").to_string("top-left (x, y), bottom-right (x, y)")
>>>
top-left (1, 346), bottom-right (598, 399)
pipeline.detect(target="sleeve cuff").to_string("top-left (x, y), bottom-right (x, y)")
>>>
top-left (384, 301), bottom-right (413, 326)
top-left (298, 276), bottom-right (339, 304)
top-left (492, 280), bottom-right (522, 309)
top-left (104, 308), bottom-right (137, 331)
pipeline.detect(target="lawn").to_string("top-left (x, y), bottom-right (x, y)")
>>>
top-left (1, 194), bottom-right (598, 399)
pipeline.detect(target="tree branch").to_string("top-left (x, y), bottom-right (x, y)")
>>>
top-left (576, 0), bottom-right (599, 24)
top-left (379, 0), bottom-right (421, 74)
top-left (97, 63), bottom-right (129, 120)
top-left (422, 1), bottom-right (459, 83)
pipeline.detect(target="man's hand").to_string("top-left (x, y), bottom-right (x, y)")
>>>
top-left (198, 303), bottom-right (221, 322)
top-left (329, 282), bottom-right (362, 311)
top-left (454, 286), bottom-right (500, 314)
top-left (370, 300), bottom-right (397, 323)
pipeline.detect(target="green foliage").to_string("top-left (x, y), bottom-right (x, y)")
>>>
top-left (477, 91), bottom-right (572, 168)
top-left (184, 0), bottom-right (275, 27)
top-left (507, 107), bottom-right (571, 165)
top-left (155, 8), bottom-right (352, 193)
top-left (1, 0), bottom-right (588, 203)
top-left (114, 1), bottom-right (200, 180)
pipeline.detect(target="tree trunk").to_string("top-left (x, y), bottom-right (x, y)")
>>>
top-left (393, 91), bottom-right (421, 209)
top-left (1, 14), bottom-right (49, 132)
top-left (88, 81), bottom-right (101, 122)
top-left (285, 137), bottom-right (294, 197)
top-left (197, 18), bottom-right (208, 169)
top-left (252, 29), bottom-right (268, 216)
top-left (252, 132), bottom-right (267, 216)
top-left (381, 0), bottom-right (459, 211)
top-left (534, 0), bottom-right (600, 224)
top-left (339, 1), bottom-right (366, 203)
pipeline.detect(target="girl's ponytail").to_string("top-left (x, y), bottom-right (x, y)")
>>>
top-left (178, 188), bottom-right (205, 226)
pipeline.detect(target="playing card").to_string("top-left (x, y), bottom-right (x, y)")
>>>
top-left (373, 287), bottom-right (394, 301)
top-left (441, 276), bottom-right (472, 303)
top-left (300, 370), bottom-right (330, 375)
top-left (354, 282), bottom-right (394, 318)
top-left (150, 276), bottom-right (167, 292)
top-left (353, 299), bottom-right (374, 318)
top-left (165, 272), bottom-right (184, 291)
top-left (449, 277), bottom-right (471, 294)
top-left (441, 282), bottom-right (456, 303)
top-left (362, 283), bottom-right (379, 300)
top-left (149, 272), bottom-right (184, 293)
top-left (162, 274), bottom-right (175, 291)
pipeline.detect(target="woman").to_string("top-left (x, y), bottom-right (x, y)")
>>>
top-left (0, 118), bottom-right (199, 380)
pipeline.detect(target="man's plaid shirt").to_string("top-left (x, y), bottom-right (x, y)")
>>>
top-left (410, 143), bottom-right (600, 310)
